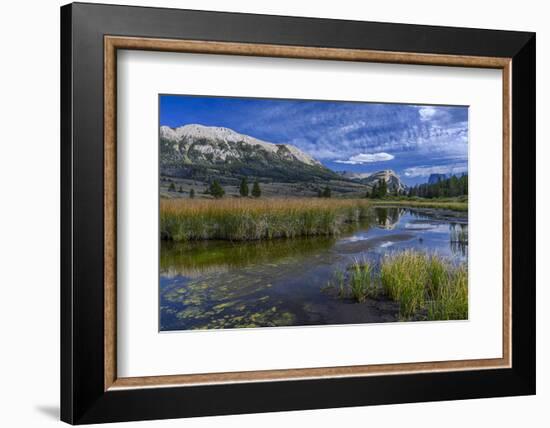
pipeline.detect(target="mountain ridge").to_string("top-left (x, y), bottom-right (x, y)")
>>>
top-left (160, 124), bottom-right (336, 183)
top-left (160, 124), bottom-right (321, 166)
top-left (337, 170), bottom-right (406, 192)
top-left (160, 124), bottom-right (407, 192)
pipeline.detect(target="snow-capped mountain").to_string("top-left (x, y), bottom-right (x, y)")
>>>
top-left (160, 124), bottom-right (336, 182)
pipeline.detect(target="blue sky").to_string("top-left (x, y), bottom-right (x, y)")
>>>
top-left (160, 95), bottom-right (468, 185)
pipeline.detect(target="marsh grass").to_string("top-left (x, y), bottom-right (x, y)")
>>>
top-left (380, 251), bottom-right (427, 318)
top-left (380, 251), bottom-right (468, 321)
top-left (333, 269), bottom-right (346, 298)
top-left (324, 259), bottom-right (378, 302)
top-left (161, 198), bottom-right (373, 242)
top-left (373, 198), bottom-right (468, 212)
top-left (326, 251), bottom-right (468, 321)
top-left (349, 259), bottom-right (376, 303)
top-left (427, 264), bottom-right (468, 320)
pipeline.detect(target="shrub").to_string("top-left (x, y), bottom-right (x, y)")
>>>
top-left (209, 180), bottom-right (225, 198)
top-left (239, 177), bottom-right (249, 197)
top-left (251, 181), bottom-right (261, 198)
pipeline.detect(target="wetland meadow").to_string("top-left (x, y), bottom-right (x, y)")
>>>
top-left (160, 200), bottom-right (468, 330)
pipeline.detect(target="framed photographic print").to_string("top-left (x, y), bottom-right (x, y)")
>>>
top-left (61, 2), bottom-right (535, 424)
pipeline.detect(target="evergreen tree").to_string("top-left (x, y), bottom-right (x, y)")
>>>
top-left (239, 177), bottom-right (249, 197)
top-left (251, 181), bottom-right (262, 198)
top-left (371, 183), bottom-right (378, 198)
top-left (189, 188), bottom-right (195, 199)
top-left (378, 179), bottom-right (387, 198)
top-left (168, 182), bottom-right (176, 192)
top-left (178, 185), bottom-right (183, 193)
top-left (209, 180), bottom-right (225, 198)
top-left (322, 186), bottom-right (331, 198)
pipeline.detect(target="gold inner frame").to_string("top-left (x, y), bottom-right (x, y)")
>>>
top-left (104, 35), bottom-right (512, 391)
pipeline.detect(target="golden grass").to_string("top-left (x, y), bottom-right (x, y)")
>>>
top-left (160, 197), bottom-right (468, 242)
top-left (160, 198), bottom-right (373, 241)
top-left (372, 199), bottom-right (468, 212)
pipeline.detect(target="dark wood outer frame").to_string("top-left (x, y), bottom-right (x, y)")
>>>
top-left (61, 2), bottom-right (535, 424)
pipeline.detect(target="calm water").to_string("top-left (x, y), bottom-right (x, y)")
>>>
top-left (160, 207), bottom-right (468, 331)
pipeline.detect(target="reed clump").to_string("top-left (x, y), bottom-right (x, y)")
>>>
top-left (327, 251), bottom-right (468, 321)
top-left (380, 251), bottom-right (468, 320)
top-left (324, 259), bottom-right (377, 303)
top-left (427, 264), bottom-right (468, 320)
top-left (380, 251), bottom-right (428, 318)
top-left (349, 259), bottom-right (376, 303)
top-left (160, 198), bottom-right (372, 242)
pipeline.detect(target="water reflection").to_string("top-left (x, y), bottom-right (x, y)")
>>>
top-left (449, 223), bottom-right (468, 257)
top-left (373, 207), bottom-right (404, 229)
top-left (161, 236), bottom-right (336, 277)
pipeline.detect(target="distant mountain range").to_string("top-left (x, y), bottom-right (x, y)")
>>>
top-left (160, 124), bottom-right (338, 183)
top-left (160, 124), bottom-right (409, 192)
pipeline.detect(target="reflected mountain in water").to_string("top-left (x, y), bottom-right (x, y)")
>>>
top-left (373, 207), bottom-right (404, 230)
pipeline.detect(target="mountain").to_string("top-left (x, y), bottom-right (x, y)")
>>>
top-left (428, 173), bottom-right (449, 184)
top-left (336, 171), bottom-right (372, 180)
top-left (160, 124), bottom-right (338, 183)
top-left (337, 170), bottom-right (406, 192)
top-left (361, 170), bottom-right (407, 192)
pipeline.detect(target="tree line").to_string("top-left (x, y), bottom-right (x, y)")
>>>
top-left (366, 179), bottom-right (389, 198)
top-left (167, 177), bottom-right (263, 199)
top-left (206, 178), bottom-right (262, 199)
top-left (406, 174), bottom-right (467, 198)
top-left (165, 173), bottom-right (467, 200)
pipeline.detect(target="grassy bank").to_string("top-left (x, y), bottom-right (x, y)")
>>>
top-left (371, 198), bottom-right (468, 212)
top-left (161, 197), bottom-right (468, 242)
top-left (328, 251), bottom-right (468, 321)
top-left (161, 198), bottom-right (374, 242)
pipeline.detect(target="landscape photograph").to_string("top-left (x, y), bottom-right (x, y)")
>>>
top-left (159, 95), bottom-right (469, 331)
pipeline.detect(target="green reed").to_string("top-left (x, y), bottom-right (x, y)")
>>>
top-left (161, 198), bottom-right (374, 242)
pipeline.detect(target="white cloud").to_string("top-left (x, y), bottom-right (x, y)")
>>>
top-left (403, 164), bottom-right (468, 178)
top-left (418, 106), bottom-right (437, 121)
top-left (335, 152), bottom-right (395, 164)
